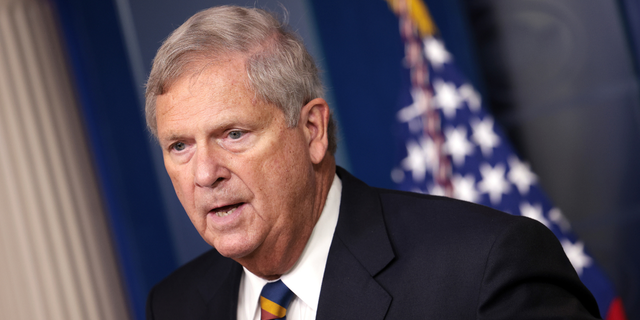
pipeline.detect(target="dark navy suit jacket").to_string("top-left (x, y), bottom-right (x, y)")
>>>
top-left (147, 167), bottom-right (600, 319)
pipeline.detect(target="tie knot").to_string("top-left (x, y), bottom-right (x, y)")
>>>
top-left (260, 280), bottom-right (295, 320)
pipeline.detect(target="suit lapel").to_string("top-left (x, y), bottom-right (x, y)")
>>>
top-left (317, 168), bottom-right (394, 319)
top-left (197, 255), bottom-right (244, 319)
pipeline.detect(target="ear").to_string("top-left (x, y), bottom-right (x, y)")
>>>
top-left (299, 98), bottom-right (330, 164)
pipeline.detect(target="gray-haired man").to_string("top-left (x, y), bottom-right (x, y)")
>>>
top-left (146, 6), bottom-right (600, 320)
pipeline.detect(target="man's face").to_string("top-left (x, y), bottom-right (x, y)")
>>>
top-left (155, 57), bottom-right (319, 264)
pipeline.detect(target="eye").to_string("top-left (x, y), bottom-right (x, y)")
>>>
top-left (172, 141), bottom-right (186, 151)
top-left (228, 130), bottom-right (244, 140)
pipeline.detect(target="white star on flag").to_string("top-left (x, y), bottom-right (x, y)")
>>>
top-left (452, 174), bottom-right (479, 203)
top-left (428, 183), bottom-right (446, 197)
top-left (423, 36), bottom-right (451, 69)
top-left (419, 137), bottom-right (439, 173)
top-left (471, 116), bottom-right (500, 157)
top-left (444, 125), bottom-right (474, 166)
top-left (519, 202), bottom-right (550, 228)
top-left (402, 140), bottom-right (428, 183)
top-left (507, 156), bottom-right (538, 195)
top-left (561, 240), bottom-right (593, 275)
top-left (401, 138), bottom-right (438, 182)
top-left (433, 79), bottom-right (463, 119)
top-left (458, 83), bottom-right (481, 112)
top-left (477, 163), bottom-right (511, 204)
top-left (390, 168), bottom-right (405, 184)
top-left (549, 208), bottom-right (572, 233)
top-left (397, 87), bottom-right (428, 123)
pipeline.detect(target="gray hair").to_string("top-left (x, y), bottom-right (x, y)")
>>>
top-left (145, 5), bottom-right (336, 154)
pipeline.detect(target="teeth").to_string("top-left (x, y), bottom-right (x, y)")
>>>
top-left (216, 207), bottom-right (237, 217)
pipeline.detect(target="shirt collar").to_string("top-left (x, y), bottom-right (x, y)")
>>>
top-left (242, 173), bottom-right (342, 312)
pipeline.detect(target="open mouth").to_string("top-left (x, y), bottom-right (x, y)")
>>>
top-left (212, 203), bottom-right (243, 217)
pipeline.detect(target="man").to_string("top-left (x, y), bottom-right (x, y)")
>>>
top-left (145, 5), bottom-right (601, 320)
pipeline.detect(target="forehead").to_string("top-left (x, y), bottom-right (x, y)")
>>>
top-left (157, 57), bottom-right (254, 116)
top-left (179, 56), bottom-right (249, 96)
top-left (154, 56), bottom-right (283, 142)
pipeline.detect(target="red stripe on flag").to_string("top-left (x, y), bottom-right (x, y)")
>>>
top-left (605, 297), bottom-right (628, 320)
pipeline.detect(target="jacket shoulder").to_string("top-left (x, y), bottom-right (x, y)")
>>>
top-left (376, 187), bottom-right (528, 233)
top-left (153, 248), bottom-right (230, 292)
top-left (373, 188), bottom-right (600, 318)
top-left (146, 249), bottom-right (242, 320)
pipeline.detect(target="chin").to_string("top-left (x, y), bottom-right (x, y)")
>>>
top-left (210, 238), bottom-right (258, 260)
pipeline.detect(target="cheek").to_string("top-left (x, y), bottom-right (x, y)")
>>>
top-left (257, 145), bottom-right (299, 186)
top-left (258, 142), bottom-right (311, 206)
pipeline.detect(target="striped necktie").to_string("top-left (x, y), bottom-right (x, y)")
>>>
top-left (259, 280), bottom-right (295, 320)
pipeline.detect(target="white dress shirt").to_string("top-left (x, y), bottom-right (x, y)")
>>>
top-left (237, 174), bottom-right (342, 320)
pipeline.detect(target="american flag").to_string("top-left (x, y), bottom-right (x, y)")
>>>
top-left (387, 0), bottom-right (626, 318)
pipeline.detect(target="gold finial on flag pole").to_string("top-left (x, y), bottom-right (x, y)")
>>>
top-left (386, 0), bottom-right (437, 36)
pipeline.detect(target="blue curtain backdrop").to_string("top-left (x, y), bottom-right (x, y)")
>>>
top-left (50, 0), bottom-right (177, 318)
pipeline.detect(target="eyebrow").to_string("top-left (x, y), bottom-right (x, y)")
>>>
top-left (158, 121), bottom-right (232, 145)
top-left (159, 133), bottom-right (188, 146)
top-left (157, 114), bottom-right (251, 146)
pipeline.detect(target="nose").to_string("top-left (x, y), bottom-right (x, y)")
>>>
top-left (193, 144), bottom-right (231, 188)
